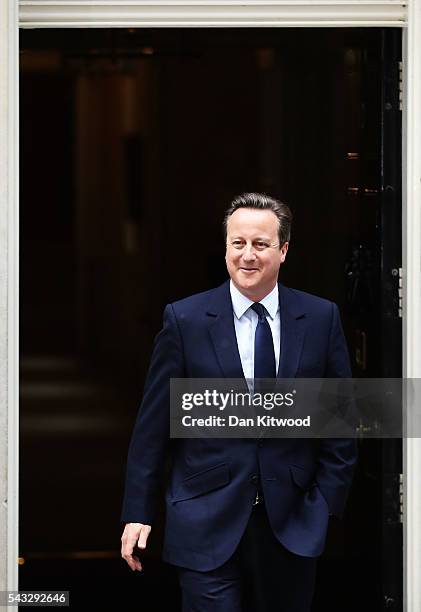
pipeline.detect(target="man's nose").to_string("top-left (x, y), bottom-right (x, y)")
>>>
top-left (242, 244), bottom-right (257, 260)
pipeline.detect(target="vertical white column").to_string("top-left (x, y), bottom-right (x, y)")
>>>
top-left (403, 0), bottom-right (421, 608)
top-left (0, 0), bottom-right (19, 604)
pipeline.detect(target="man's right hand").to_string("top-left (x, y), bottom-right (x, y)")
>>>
top-left (121, 523), bottom-right (152, 572)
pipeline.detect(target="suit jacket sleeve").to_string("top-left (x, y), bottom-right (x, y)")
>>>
top-left (121, 303), bottom-right (184, 524)
top-left (315, 302), bottom-right (357, 518)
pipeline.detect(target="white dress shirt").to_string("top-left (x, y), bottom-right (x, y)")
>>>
top-left (229, 280), bottom-right (281, 386)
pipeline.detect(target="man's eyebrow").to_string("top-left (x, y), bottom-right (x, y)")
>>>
top-left (252, 236), bottom-right (273, 242)
top-left (230, 235), bottom-right (272, 240)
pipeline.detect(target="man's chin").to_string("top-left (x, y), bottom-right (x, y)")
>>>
top-left (238, 271), bottom-right (259, 284)
top-left (237, 277), bottom-right (258, 289)
top-left (234, 279), bottom-right (260, 297)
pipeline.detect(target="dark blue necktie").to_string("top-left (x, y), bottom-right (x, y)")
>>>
top-left (251, 303), bottom-right (276, 388)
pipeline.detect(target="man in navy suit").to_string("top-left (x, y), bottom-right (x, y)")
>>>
top-left (121, 193), bottom-right (356, 611)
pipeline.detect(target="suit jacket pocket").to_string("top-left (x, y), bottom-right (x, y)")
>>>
top-left (172, 463), bottom-right (230, 503)
top-left (289, 464), bottom-right (315, 491)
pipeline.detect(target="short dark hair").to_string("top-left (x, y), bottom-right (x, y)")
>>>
top-left (223, 192), bottom-right (292, 247)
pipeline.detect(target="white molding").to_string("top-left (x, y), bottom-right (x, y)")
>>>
top-left (19, 0), bottom-right (407, 28)
top-left (7, 0), bottom-right (19, 595)
top-left (403, 0), bottom-right (421, 608)
top-left (1, 0), bottom-right (19, 601)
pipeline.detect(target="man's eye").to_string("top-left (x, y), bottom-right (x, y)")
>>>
top-left (254, 242), bottom-right (269, 250)
top-left (232, 241), bottom-right (244, 248)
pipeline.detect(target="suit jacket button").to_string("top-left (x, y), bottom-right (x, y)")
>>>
top-left (251, 474), bottom-right (259, 483)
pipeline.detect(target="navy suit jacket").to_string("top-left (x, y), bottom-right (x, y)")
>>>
top-left (121, 281), bottom-right (357, 571)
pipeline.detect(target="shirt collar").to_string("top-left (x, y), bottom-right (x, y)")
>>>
top-left (230, 280), bottom-right (279, 320)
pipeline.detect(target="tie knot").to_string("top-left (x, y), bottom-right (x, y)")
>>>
top-left (251, 302), bottom-right (267, 321)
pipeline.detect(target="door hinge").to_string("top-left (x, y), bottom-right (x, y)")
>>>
top-left (399, 473), bottom-right (403, 524)
top-left (398, 61), bottom-right (403, 112)
top-left (392, 267), bottom-right (402, 318)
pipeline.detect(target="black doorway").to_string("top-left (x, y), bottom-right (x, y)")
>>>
top-left (19, 27), bottom-right (402, 611)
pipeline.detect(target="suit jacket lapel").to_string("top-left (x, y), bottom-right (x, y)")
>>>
top-left (206, 281), bottom-right (245, 380)
top-left (205, 281), bottom-right (307, 380)
top-left (277, 283), bottom-right (307, 379)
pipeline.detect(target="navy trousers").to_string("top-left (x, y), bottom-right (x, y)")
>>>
top-left (177, 502), bottom-right (318, 612)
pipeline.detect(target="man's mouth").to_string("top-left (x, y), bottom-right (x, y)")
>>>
top-left (240, 267), bottom-right (259, 273)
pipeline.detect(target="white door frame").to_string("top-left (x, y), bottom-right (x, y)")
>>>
top-left (2, 1), bottom-right (420, 608)
top-left (1, 0), bottom-right (19, 599)
top-left (402, 0), bottom-right (421, 608)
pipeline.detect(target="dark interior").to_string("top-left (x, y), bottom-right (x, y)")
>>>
top-left (19, 28), bottom-right (402, 611)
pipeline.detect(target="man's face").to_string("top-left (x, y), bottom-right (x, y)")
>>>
top-left (225, 207), bottom-right (288, 301)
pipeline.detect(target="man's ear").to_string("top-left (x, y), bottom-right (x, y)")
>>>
top-left (280, 242), bottom-right (289, 263)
